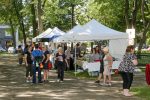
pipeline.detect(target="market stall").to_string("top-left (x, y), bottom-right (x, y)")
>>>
top-left (54, 19), bottom-right (129, 76)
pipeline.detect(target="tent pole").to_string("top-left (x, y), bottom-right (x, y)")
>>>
top-left (75, 43), bottom-right (77, 76)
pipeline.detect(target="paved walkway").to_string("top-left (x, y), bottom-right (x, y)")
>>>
top-left (0, 54), bottom-right (145, 100)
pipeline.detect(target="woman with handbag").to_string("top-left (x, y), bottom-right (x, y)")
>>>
top-left (118, 45), bottom-right (138, 96)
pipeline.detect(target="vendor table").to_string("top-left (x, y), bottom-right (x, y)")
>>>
top-left (82, 61), bottom-right (121, 72)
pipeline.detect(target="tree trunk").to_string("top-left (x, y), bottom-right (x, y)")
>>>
top-left (9, 18), bottom-right (16, 49)
top-left (131, 0), bottom-right (138, 29)
top-left (13, 0), bottom-right (26, 46)
top-left (71, 3), bottom-right (75, 28)
top-left (125, 0), bottom-right (130, 28)
top-left (21, 18), bottom-right (27, 46)
top-left (31, 0), bottom-right (37, 37)
top-left (91, 42), bottom-right (93, 51)
top-left (42, 0), bottom-right (47, 8)
top-left (71, 4), bottom-right (75, 51)
top-left (138, 23), bottom-right (150, 53)
top-left (37, 0), bottom-right (43, 34)
top-left (138, 0), bottom-right (150, 54)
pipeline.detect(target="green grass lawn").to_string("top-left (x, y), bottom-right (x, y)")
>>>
top-left (131, 86), bottom-right (150, 100)
top-left (65, 70), bottom-right (121, 81)
top-left (0, 51), bottom-right (8, 55)
top-left (65, 71), bottom-right (97, 80)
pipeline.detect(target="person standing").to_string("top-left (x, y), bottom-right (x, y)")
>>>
top-left (93, 46), bottom-right (105, 83)
top-left (17, 45), bottom-right (24, 65)
top-left (102, 47), bottom-right (113, 86)
top-left (73, 43), bottom-right (81, 58)
top-left (93, 46), bottom-right (100, 62)
top-left (24, 45), bottom-right (29, 54)
top-left (118, 45), bottom-right (138, 96)
top-left (24, 45), bottom-right (33, 83)
top-left (32, 44), bottom-right (45, 83)
top-left (95, 47), bottom-right (105, 84)
top-left (65, 47), bottom-right (71, 70)
top-left (42, 46), bottom-right (50, 82)
top-left (56, 47), bottom-right (68, 82)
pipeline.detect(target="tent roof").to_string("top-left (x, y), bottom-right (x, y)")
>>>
top-left (54, 19), bottom-right (128, 42)
top-left (32, 28), bottom-right (52, 42)
top-left (67, 25), bottom-right (83, 34)
top-left (42, 27), bottom-right (65, 39)
top-left (54, 25), bottom-right (82, 42)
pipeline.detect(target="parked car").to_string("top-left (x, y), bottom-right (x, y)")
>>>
top-left (8, 47), bottom-right (15, 53)
top-left (0, 46), bottom-right (6, 52)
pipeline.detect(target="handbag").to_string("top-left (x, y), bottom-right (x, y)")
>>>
top-left (48, 61), bottom-right (52, 70)
top-left (40, 63), bottom-right (43, 69)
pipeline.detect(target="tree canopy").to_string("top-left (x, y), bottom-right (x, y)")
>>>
top-left (0, 0), bottom-right (149, 51)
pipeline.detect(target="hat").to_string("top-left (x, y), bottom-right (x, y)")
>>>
top-left (103, 47), bottom-right (109, 52)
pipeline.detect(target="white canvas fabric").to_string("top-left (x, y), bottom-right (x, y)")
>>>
top-left (42, 27), bottom-right (65, 39)
top-left (53, 25), bottom-right (83, 42)
top-left (109, 39), bottom-right (129, 60)
top-left (54, 19), bottom-right (128, 42)
top-left (32, 28), bottom-right (52, 42)
top-left (54, 19), bottom-right (129, 70)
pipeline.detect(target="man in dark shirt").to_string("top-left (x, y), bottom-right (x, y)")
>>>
top-left (24, 45), bottom-right (33, 83)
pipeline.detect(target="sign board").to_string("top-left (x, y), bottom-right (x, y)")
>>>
top-left (126, 29), bottom-right (135, 39)
top-left (129, 39), bottom-right (134, 45)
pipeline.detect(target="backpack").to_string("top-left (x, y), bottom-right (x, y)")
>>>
top-left (33, 50), bottom-right (43, 68)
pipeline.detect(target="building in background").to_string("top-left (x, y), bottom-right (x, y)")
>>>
top-left (0, 25), bottom-right (13, 50)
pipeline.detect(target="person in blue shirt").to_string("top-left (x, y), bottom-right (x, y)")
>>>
top-left (32, 43), bottom-right (45, 83)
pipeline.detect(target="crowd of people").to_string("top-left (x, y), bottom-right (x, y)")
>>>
top-left (16, 42), bottom-right (80, 83)
top-left (16, 43), bottom-right (138, 97)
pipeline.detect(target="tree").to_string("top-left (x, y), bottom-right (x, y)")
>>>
top-left (12, 0), bottom-right (27, 45)
top-left (0, 0), bottom-right (17, 48)
top-left (138, 0), bottom-right (150, 53)
top-left (44, 0), bottom-right (71, 31)
top-left (76, 0), bottom-right (126, 30)
top-left (30, 0), bottom-right (38, 37)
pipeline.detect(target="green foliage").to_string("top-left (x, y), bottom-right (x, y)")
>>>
top-left (0, 0), bottom-right (149, 44)
top-left (43, 0), bottom-right (71, 31)
top-left (75, 0), bottom-right (126, 31)
top-left (43, 0), bottom-right (84, 31)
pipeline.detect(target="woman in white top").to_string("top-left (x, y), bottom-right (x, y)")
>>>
top-left (102, 47), bottom-right (113, 86)
top-left (65, 47), bottom-right (71, 70)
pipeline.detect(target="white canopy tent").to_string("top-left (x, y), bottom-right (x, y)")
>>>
top-left (54, 25), bottom-right (83, 42)
top-left (32, 28), bottom-right (52, 42)
top-left (54, 19), bottom-right (128, 60)
top-left (53, 19), bottom-right (128, 75)
top-left (54, 19), bottom-right (128, 42)
top-left (42, 27), bottom-right (66, 41)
